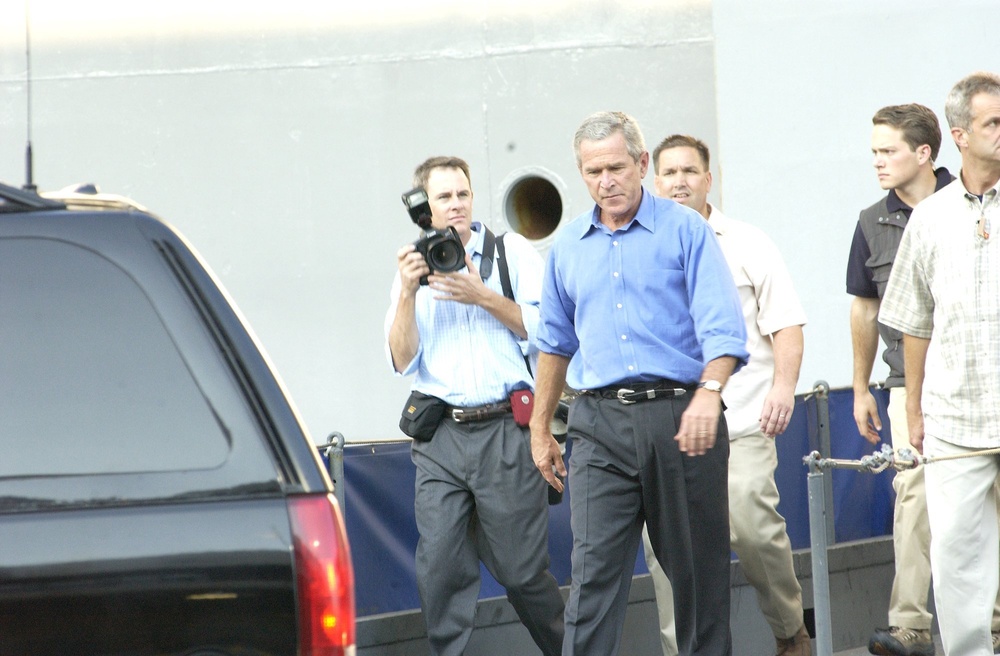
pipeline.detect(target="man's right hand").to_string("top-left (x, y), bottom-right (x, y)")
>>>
top-left (530, 426), bottom-right (566, 493)
top-left (853, 389), bottom-right (883, 445)
top-left (397, 244), bottom-right (431, 295)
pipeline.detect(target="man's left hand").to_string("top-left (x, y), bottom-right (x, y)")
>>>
top-left (676, 390), bottom-right (723, 456)
top-left (427, 254), bottom-right (488, 305)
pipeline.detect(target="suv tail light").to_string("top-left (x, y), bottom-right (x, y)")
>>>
top-left (288, 494), bottom-right (356, 656)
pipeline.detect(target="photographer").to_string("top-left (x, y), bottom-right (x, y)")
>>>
top-left (384, 156), bottom-right (563, 656)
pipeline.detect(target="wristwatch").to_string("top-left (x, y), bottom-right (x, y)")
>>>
top-left (697, 380), bottom-right (724, 393)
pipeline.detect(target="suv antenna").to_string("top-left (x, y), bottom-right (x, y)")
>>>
top-left (23, 0), bottom-right (36, 192)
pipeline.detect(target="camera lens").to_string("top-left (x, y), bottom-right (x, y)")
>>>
top-left (428, 238), bottom-right (465, 272)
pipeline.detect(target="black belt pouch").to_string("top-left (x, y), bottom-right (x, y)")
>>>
top-left (400, 391), bottom-right (447, 442)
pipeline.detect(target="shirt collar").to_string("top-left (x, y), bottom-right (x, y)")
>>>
top-left (934, 166), bottom-right (955, 192)
top-left (576, 188), bottom-right (655, 238)
top-left (956, 172), bottom-right (1000, 205)
top-left (467, 221), bottom-right (485, 255)
top-left (884, 188), bottom-right (908, 214)
top-left (705, 203), bottom-right (727, 235)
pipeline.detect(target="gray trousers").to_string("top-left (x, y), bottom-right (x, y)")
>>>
top-left (411, 415), bottom-right (565, 656)
top-left (563, 393), bottom-right (732, 656)
top-left (643, 432), bottom-right (804, 653)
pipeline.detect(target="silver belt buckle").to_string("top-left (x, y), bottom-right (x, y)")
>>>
top-left (451, 408), bottom-right (465, 422)
top-left (616, 388), bottom-right (636, 405)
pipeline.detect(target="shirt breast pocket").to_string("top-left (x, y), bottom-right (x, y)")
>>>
top-left (865, 228), bottom-right (902, 295)
top-left (637, 268), bottom-right (687, 326)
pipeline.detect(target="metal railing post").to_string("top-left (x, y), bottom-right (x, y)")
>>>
top-left (806, 453), bottom-right (833, 656)
top-left (812, 381), bottom-right (836, 543)
top-left (326, 431), bottom-right (346, 511)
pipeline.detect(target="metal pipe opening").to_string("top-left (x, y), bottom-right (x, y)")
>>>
top-left (503, 175), bottom-right (562, 240)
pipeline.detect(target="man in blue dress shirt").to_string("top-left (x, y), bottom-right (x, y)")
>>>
top-left (529, 112), bottom-right (749, 655)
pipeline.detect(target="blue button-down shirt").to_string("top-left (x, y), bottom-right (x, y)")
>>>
top-left (384, 222), bottom-right (544, 405)
top-left (538, 189), bottom-right (748, 390)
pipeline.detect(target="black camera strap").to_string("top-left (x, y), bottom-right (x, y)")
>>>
top-left (480, 227), bottom-right (495, 281)
top-left (493, 230), bottom-right (532, 374)
top-left (476, 226), bottom-right (530, 373)
top-left (493, 230), bottom-right (512, 302)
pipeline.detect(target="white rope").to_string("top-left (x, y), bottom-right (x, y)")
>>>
top-left (918, 446), bottom-right (1000, 466)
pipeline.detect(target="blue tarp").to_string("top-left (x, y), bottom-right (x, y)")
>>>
top-left (338, 386), bottom-right (894, 617)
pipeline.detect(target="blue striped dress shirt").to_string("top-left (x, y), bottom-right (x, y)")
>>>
top-left (384, 222), bottom-right (544, 406)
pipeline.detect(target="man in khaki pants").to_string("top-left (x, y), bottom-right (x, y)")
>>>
top-left (644, 134), bottom-right (809, 656)
top-left (848, 102), bottom-right (1000, 656)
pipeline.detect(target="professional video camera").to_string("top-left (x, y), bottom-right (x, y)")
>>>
top-left (401, 186), bottom-right (466, 285)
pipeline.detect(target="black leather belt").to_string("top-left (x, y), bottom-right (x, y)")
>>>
top-left (449, 401), bottom-right (512, 423)
top-left (585, 379), bottom-right (695, 405)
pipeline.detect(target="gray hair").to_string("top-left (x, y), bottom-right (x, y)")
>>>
top-left (573, 111), bottom-right (646, 168)
top-left (944, 71), bottom-right (1000, 131)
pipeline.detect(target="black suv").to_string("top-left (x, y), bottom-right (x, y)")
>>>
top-left (0, 183), bottom-right (355, 655)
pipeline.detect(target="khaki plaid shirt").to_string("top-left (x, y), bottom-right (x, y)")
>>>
top-left (879, 176), bottom-right (1000, 447)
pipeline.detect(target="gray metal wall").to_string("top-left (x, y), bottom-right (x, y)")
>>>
top-left (2, 0), bottom-right (997, 443)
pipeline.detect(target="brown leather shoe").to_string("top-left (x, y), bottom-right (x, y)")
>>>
top-left (776, 624), bottom-right (812, 656)
top-left (868, 626), bottom-right (934, 656)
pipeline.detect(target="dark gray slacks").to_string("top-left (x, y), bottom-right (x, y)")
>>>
top-left (562, 393), bottom-right (732, 656)
top-left (411, 415), bottom-right (565, 656)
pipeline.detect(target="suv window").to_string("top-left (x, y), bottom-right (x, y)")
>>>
top-left (1, 237), bottom-right (229, 477)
